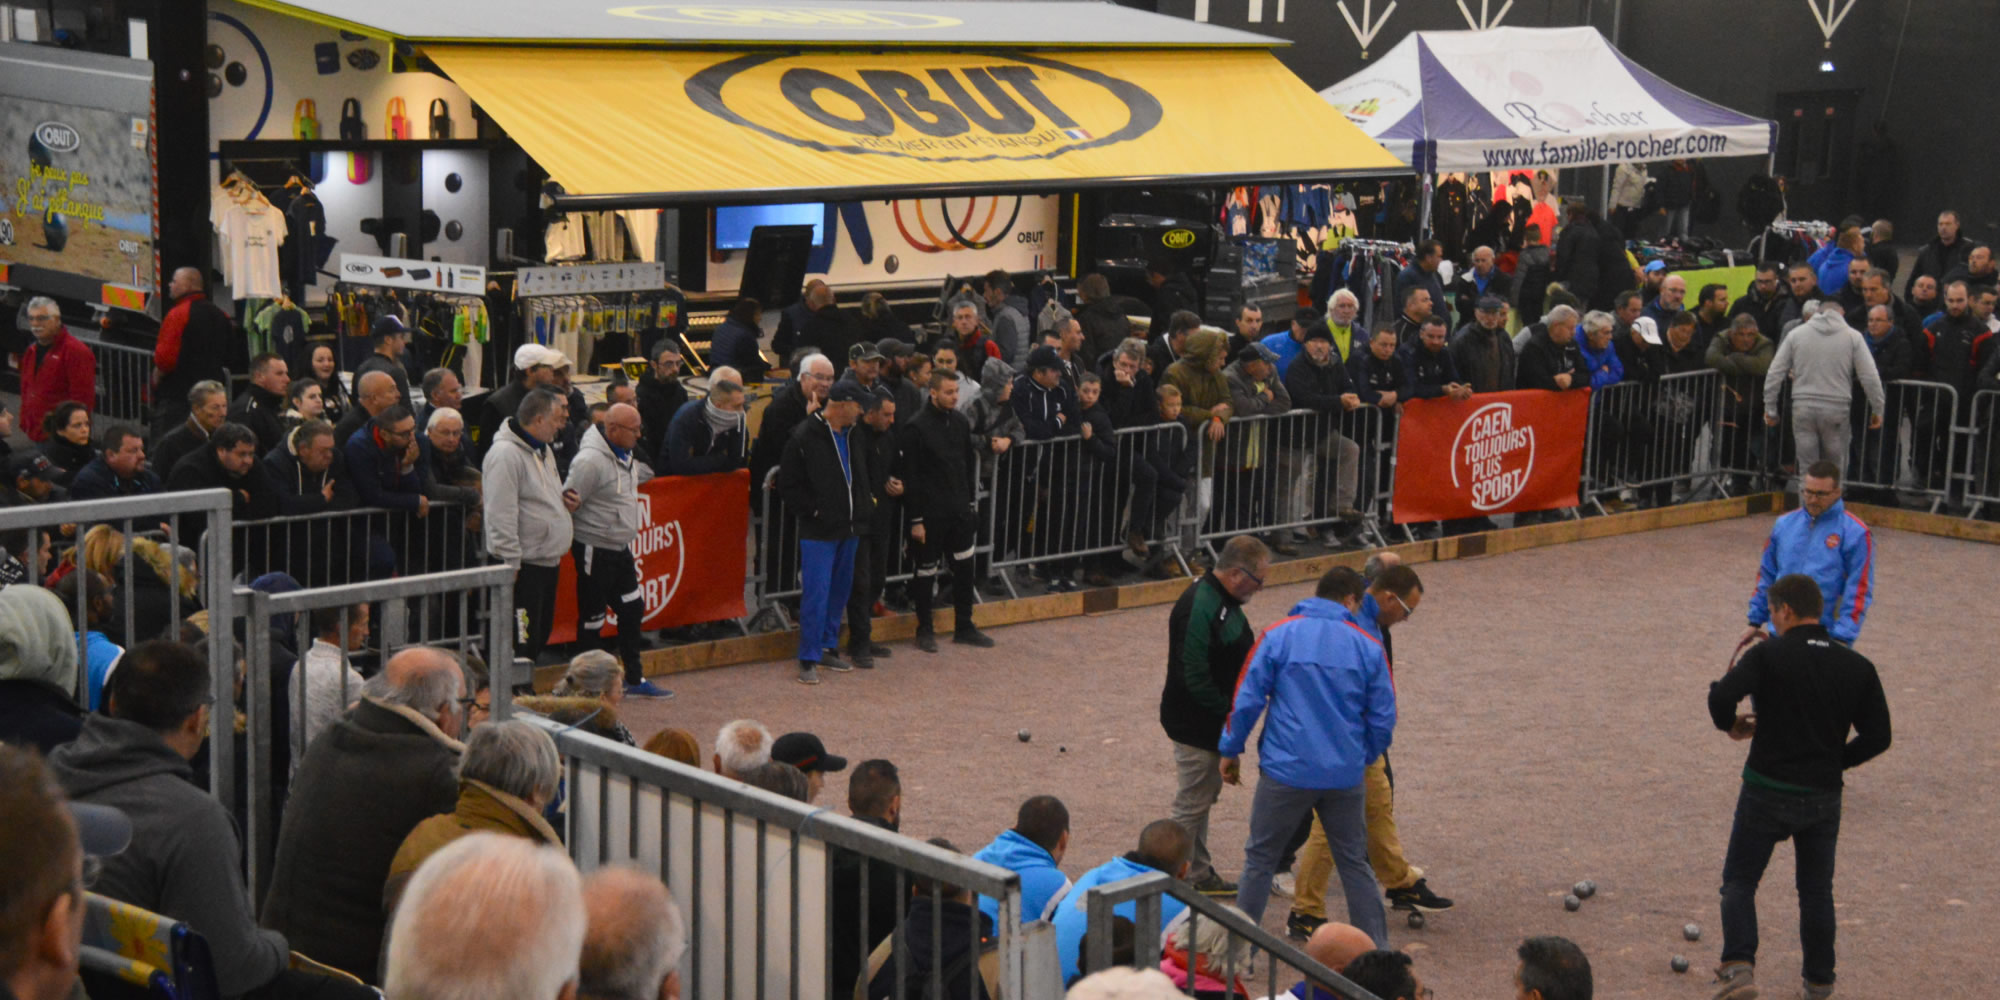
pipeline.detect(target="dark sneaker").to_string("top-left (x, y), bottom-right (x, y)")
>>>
top-left (1386, 879), bottom-right (1454, 912)
top-left (953, 628), bottom-right (995, 648)
top-left (1285, 910), bottom-right (1325, 941)
top-left (796, 663), bottom-right (822, 685)
top-left (1801, 980), bottom-right (1833, 1000)
top-left (913, 630), bottom-right (939, 653)
top-left (848, 650), bottom-right (875, 670)
top-left (1190, 872), bottom-right (1236, 896)
top-left (1711, 961), bottom-right (1757, 1000)
top-left (862, 642), bottom-right (892, 658)
top-left (624, 680), bottom-right (675, 700)
top-left (820, 649), bottom-right (853, 673)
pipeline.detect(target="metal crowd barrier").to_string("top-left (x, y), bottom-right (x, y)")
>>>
top-left (239, 565), bottom-right (516, 901)
top-left (0, 490), bottom-right (238, 824)
top-left (79, 336), bottom-right (157, 425)
top-left (1581, 369), bottom-right (1725, 512)
top-left (990, 421), bottom-right (1192, 592)
top-left (1964, 389), bottom-right (2000, 518)
top-left (212, 501), bottom-right (484, 588)
top-left (1843, 379), bottom-right (1959, 512)
top-left (1194, 408), bottom-right (1386, 552)
top-left (516, 716), bottom-right (1054, 1000)
top-left (1078, 871), bottom-right (1380, 1000)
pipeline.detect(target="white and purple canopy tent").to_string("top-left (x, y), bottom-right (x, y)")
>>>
top-left (1318, 26), bottom-right (1775, 174)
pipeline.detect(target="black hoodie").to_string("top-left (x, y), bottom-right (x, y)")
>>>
top-left (229, 383), bottom-right (289, 455)
top-left (865, 895), bottom-right (997, 1000)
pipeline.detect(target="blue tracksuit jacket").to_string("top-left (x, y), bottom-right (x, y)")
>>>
top-left (1748, 499), bottom-right (1873, 643)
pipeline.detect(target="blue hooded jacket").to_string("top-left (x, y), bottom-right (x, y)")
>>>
top-left (1048, 855), bottom-right (1189, 985)
top-left (1747, 498), bottom-right (1873, 643)
top-left (1218, 597), bottom-right (1395, 790)
top-left (1576, 335), bottom-right (1625, 390)
top-left (973, 829), bottom-right (1072, 925)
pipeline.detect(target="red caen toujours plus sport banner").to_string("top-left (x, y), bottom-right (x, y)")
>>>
top-left (1391, 390), bottom-right (1590, 523)
top-left (549, 470), bottom-right (748, 644)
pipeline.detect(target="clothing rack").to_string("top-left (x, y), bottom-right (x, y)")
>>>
top-left (1338, 237), bottom-right (1416, 254)
top-left (1767, 220), bottom-right (1833, 237)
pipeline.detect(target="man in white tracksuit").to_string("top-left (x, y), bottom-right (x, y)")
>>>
top-left (482, 387), bottom-right (575, 665)
top-left (1764, 307), bottom-right (1885, 479)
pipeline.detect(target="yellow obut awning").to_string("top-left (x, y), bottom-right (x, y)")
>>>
top-left (424, 45), bottom-right (1403, 201)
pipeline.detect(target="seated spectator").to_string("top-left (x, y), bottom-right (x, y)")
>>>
top-left (2, 453), bottom-right (59, 507)
top-left (1285, 922), bottom-right (1378, 1000)
top-left (37, 402), bottom-right (95, 487)
top-left (383, 833), bottom-right (585, 1000)
top-left (739, 760), bottom-right (811, 801)
top-left (1514, 935), bottom-right (1593, 1000)
top-left (831, 758), bottom-right (904, 993)
top-left (863, 838), bottom-right (1000, 1000)
top-left (770, 731), bottom-right (849, 803)
top-left (50, 640), bottom-right (374, 998)
top-left (551, 650), bottom-right (637, 745)
top-left (281, 376), bottom-right (326, 438)
top-left (229, 352), bottom-right (292, 455)
top-left (1051, 820), bottom-right (1195, 984)
top-left (578, 867), bottom-right (687, 1000)
top-left (152, 380), bottom-right (229, 480)
top-left (712, 718), bottom-right (772, 779)
top-left (384, 719), bottom-right (562, 918)
top-left (74, 525), bottom-right (198, 647)
top-left (168, 422), bottom-right (277, 523)
top-left (266, 419), bottom-right (349, 515)
top-left (50, 569), bottom-right (122, 712)
top-left (0, 585), bottom-right (84, 753)
top-left (417, 367), bottom-right (463, 433)
top-left (972, 795), bottom-right (1072, 924)
top-left (1068, 968), bottom-right (1184, 999)
top-left (1, 744), bottom-right (129, 1000)
top-left (287, 602), bottom-right (369, 771)
top-left (641, 726), bottom-right (701, 767)
top-left (68, 423), bottom-right (159, 500)
top-left (1160, 902), bottom-right (1252, 999)
top-left (663, 380), bottom-right (748, 476)
top-left (1340, 950), bottom-right (1422, 1000)
top-left (262, 647), bottom-right (467, 984)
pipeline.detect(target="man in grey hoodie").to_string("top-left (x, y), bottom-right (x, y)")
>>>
top-left (566, 402), bottom-right (669, 700)
top-left (1764, 306), bottom-right (1885, 479)
top-left (49, 640), bottom-right (375, 999)
top-left (482, 388), bottom-right (576, 663)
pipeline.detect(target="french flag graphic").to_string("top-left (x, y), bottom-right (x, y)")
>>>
top-left (1062, 127), bottom-right (1093, 141)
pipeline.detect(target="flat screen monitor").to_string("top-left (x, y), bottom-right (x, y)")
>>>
top-left (715, 203), bottom-right (824, 250)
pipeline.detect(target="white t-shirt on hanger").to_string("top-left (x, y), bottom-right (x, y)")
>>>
top-left (212, 193), bottom-right (289, 299)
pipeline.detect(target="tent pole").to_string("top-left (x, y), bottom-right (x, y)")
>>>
top-left (1419, 173), bottom-right (1435, 241)
top-left (1599, 164), bottom-right (1611, 216)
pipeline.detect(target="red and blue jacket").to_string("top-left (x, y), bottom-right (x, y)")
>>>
top-left (1748, 499), bottom-right (1873, 643)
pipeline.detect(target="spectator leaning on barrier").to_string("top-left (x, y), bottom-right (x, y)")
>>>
top-left (265, 418), bottom-right (349, 515)
top-left (68, 423), bottom-right (158, 500)
top-left (333, 370), bottom-right (400, 454)
top-left (168, 421), bottom-right (276, 523)
top-left (52, 641), bottom-right (379, 999)
top-left (1401, 316), bottom-right (1475, 401)
top-left (567, 403), bottom-right (670, 700)
top-left (423, 408), bottom-right (480, 510)
top-left (1451, 294), bottom-right (1518, 394)
top-left (229, 352), bottom-right (291, 455)
top-left (973, 795), bottom-right (1073, 925)
top-left (263, 647), bottom-right (467, 984)
top-left (384, 833), bottom-right (586, 1000)
top-left (151, 268), bottom-right (230, 433)
top-left (152, 380), bottom-right (228, 480)
top-left (484, 388), bottom-right (575, 664)
top-left (1516, 306), bottom-right (1588, 393)
top-left (578, 866), bottom-right (687, 1000)
top-left (777, 381), bottom-right (875, 685)
top-left (1164, 328), bottom-right (1232, 459)
top-left (662, 379), bottom-right (747, 477)
top-left (20, 298), bottom-right (96, 447)
top-left (382, 719), bottom-right (563, 920)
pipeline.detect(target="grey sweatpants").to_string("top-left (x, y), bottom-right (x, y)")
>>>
top-left (1792, 401), bottom-right (1851, 477)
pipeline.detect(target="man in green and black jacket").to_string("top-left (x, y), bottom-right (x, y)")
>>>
top-left (1159, 534), bottom-right (1269, 895)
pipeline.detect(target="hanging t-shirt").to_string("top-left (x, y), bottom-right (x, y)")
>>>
top-left (545, 213), bottom-right (589, 262)
top-left (616, 210), bottom-right (660, 262)
top-left (212, 193), bottom-right (289, 299)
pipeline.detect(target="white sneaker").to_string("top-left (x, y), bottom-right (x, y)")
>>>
top-left (1271, 871), bottom-right (1296, 898)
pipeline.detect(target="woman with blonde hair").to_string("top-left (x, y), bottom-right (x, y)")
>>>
top-left (74, 524), bottom-right (200, 645)
top-left (517, 649), bottom-right (636, 745)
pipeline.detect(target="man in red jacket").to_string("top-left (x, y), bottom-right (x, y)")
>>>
top-left (20, 297), bottom-right (96, 443)
top-left (152, 267), bottom-right (232, 433)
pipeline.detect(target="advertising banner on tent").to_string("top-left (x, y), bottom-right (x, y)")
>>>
top-left (549, 470), bottom-right (749, 644)
top-left (0, 44), bottom-right (157, 305)
top-left (1392, 390), bottom-right (1588, 522)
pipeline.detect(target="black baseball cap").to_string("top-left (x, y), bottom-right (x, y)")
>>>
top-left (371, 314), bottom-right (409, 340)
top-left (9, 453), bottom-right (56, 482)
top-left (829, 381), bottom-right (873, 405)
top-left (1025, 345), bottom-right (1064, 372)
top-left (876, 338), bottom-right (914, 360)
top-left (1476, 294), bottom-right (1508, 312)
top-left (771, 732), bottom-right (848, 774)
top-left (849, 341), bottom-right (885, 363)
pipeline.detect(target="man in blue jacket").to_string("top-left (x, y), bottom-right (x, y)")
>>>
top-left (1744, 461), bottom-right (1873, 646)
top-left (1220, 566), bottom-right (1394, 946)
top-left (973, 795), bottom-right (1072, 924)
top-left (1048, 819), bottom-right (1193, 985)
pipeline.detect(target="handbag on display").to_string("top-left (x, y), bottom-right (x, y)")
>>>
top-left (386, 97), bottom-right (411, 140)
top-left (338, 98), bottom-right (365, 141)
top-left (293, 99), bottom-right (319, 139)
top-left (428, 98), bottom-right (452, 139)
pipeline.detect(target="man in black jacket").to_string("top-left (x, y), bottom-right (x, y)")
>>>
top-left (152, 380), bottom-right (228, 481)
top-left (776, 381), bottom-right (875, 685)
top-left (1516, 306), bottom-right (1588, 393)
top-left (752, 356), bottom-right (831, 490)
top-left (1554, 203), bottom-right (1602, 308)
top-left (474, 343), bottom-right (561, 456)
top-left (1283, 327), bottom-right (1365, 531)
top-left (1159, 534), bottom-right (1268, 895)
top-left (828, 760), bottom-right (904, 995)
top-left (1144, 260), bottom-right (1200, 340)
top-left (69, 423), bottom-right (160, 500)
top-left (842, 389), bottom-right (899, 670)
top-left (635, 343), bottom-right (689, 466)
top-left (661, 380), bottom-right (747, 477)
top-left (1902, 209), bottom-right (1974, 301)
top-left (1450, 247), bottom-right (1512, 329)
top-left (1731, 264), bottom-right (1790, 342)
top-left (1706, 574), bottom-right (1891, 1000)
top-left (353, 315), bottom-right (413, 403)
top-left (899, 374), bottom-right (994, 651)
top-left (167, 422), bottom-right (276, 549)
top-left (1075, 273), bottom-right (1131, 361)
top-left (228, 352), bottom-right (291, 455)
top-left (771, 279), bottom-right (850, 368)
top-left (1450, 295), bottom-right (1518, 395)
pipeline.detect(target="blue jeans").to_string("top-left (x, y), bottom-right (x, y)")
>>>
top-left (797, 536), bottom-right (858, 662)
top-left (1719, 782), bottom-right (1843, 986)
top-left (1237, 774), bottom-right (1386, 946)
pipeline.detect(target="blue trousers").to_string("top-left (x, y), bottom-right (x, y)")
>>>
top-left (797, 536), bottom-right (858, 662)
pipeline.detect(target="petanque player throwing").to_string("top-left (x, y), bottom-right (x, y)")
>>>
top-left (1707, 573), bottom-right (1892, 1000)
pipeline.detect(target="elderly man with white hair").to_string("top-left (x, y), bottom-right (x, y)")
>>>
top-left (711, 719), bottom-right (772, 779)
top-left (1516, 305), bottom-right (1588, 393)
top-left (385, 833), bottom-right (586, 1000)
top-left (384, 719), bottom-right (563, 916)
top-left (579, 867), bottom-right (687, 1000)
top-left (424, 406), bottom-right (481, 506)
